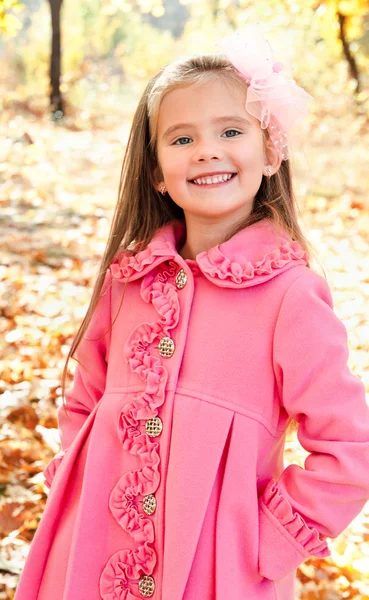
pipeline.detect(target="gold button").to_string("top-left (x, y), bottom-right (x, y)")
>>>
top-left (175, 268), bottom-right (188, 289)
top-left (143, 494), bottom-right (157, 515)
top-left (145, 416), bottom-right (163, 437)
top-left (139, 575), bottom-right (155, 597)
top-left (158, 336), bottom-right (175, 358)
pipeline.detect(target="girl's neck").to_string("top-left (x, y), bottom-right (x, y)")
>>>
top-left (178, 211), bottom-right (252, 260)
top-left (179, 224), bottom-right (224, 261)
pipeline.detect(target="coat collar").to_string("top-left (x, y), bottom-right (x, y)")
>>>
top-left (110, 218), bottom-right (309, 288)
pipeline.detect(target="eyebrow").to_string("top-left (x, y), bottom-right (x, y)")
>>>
top-left (162, 116), bottom-right (251, 140)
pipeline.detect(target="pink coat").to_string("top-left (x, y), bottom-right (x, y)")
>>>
top-left (15, 218), bottom-right (369, 600)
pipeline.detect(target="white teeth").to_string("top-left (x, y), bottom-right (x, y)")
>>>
top-left (193, 173), bottom-right (234, 185)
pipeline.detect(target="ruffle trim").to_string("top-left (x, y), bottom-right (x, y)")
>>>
top-left (197, 239), bottom-right (308, 285)
top-left (261, 480), bottom-right (329, 556)
top-left (100, 275), bottom-right (180, 598)
top-left (109, 220), bottom-right (309, 288)
top-left (100, 545), bottom-right (156, 600)
top-left (110, 242), bottom-right (176, 282)
top-left (43, 450), bottom-right (66, 489)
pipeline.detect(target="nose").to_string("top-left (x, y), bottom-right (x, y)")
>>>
top-left (198, 154), bottom-right (219, 162)
top-left (193, 138), bottom-right (224, 162)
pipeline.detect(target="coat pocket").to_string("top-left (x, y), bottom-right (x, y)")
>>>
top-left (258, 479), bottom-right (329, 580)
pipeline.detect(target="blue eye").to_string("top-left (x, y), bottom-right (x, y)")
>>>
top-left (172, 129), bottom-right (242, 145)
top-left (223, 129), bottom-right (241, 137)
top-left (173, 137), bottom-right (191, 145)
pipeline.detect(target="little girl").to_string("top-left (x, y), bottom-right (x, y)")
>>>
top-left (15, 22), bottom-right (369, 600)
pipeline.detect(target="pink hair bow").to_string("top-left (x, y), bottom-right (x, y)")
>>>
top-left (217, 22), bottom-right (313, 160)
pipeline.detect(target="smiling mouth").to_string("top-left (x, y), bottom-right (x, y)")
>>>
top-left (189, 173), bottom-right (237, 187)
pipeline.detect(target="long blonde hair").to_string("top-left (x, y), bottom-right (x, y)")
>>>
top-left (62, 53), bottom-right (318, 402)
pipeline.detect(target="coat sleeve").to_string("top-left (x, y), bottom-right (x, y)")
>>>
top-left (258, 268), bottom-right (369, 580)
top-left (43, 270), bottom-right (112, 488)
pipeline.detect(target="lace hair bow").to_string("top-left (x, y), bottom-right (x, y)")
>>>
top-left (217, 22), bottom-right (313, 160)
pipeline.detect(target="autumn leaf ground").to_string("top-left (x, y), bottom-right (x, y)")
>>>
top-left (1, 89), bottom-right (369, 599)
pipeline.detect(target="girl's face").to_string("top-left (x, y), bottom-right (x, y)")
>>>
top-left (154, 77), bottom-right (280, 224)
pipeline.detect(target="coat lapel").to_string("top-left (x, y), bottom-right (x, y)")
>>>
top-left (161, 397), bottom-right (234, 599)
top-left (111, 217), bottom-right (309, 289)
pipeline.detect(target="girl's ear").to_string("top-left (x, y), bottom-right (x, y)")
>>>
top-left (152, 164), bottom-right (164, 192)
top-left (264, 138), bottom-right (283, 174)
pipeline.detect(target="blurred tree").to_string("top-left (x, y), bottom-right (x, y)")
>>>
top-left (48, 0), bottom-right (64, 117)
top-left (312, 0), bottom-right (369, 94)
